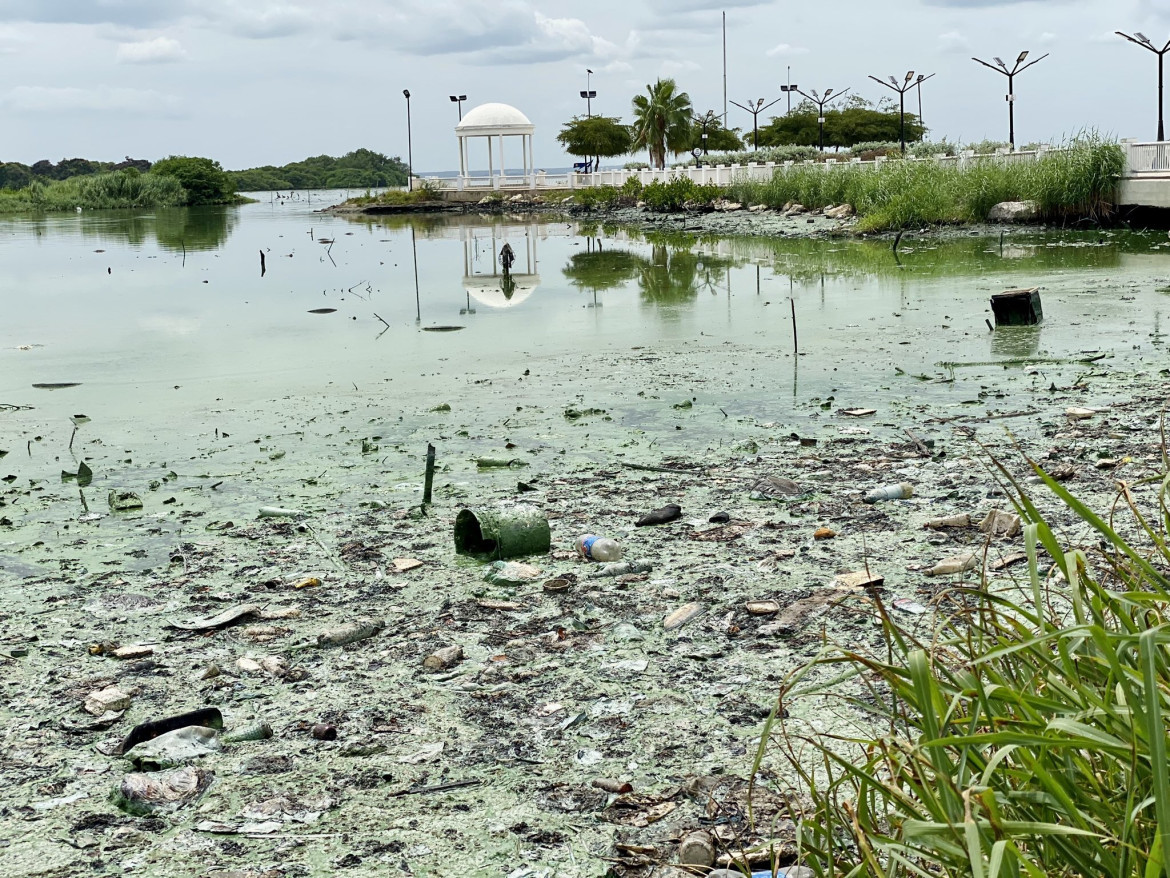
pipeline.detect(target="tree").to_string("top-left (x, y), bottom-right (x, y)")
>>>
top-left (757, 96), bottom-right (925, 149)
top-left (689, 112), bottom-right (743, 153)
top-left (630, 79), bottom-right (693, 169)
top-left (151, 156), bottom-right (237, 204)
top-left (557, 116), bottom-right (631, 171)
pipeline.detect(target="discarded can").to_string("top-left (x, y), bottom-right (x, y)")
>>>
top-left (311, 723), bottom-right (337, 741)
top-left (863, 482), bottom-right (914, 504)
top-left (678, 830), bottom-right (716, 867)
top-left (454, 505), bottom-right (551, 561)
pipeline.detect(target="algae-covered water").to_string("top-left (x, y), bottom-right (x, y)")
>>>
top-left (2, 200), bottom-right (1169, 878)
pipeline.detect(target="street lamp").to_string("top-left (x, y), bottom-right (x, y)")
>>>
top-left (781, 65), bottom-right (799, 113)
top-left (868, 71), bottom-right (935, 154)
top-left (971, 51), bottom-right (1048, 149)
top-left (729, 96), bottom-right (782, 149)
top-left (1116, 31), bottom-right (1170, 141)
top-left (795, 87), bottom-right (849, 151)
top-left (580, 68), bottom-right (596, 117)
top-left (449, 94), bottom-right (467, 120)
top-left (403, 89), bottom-right (413, 192)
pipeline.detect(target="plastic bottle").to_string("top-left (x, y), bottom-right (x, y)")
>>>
top-left (575, 534), bottom-right (624, 562)
top-left (863, 482), bottom-right (914, 504)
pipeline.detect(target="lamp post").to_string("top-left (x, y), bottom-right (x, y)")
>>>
top-left (403, 89), bottom-right (413, 192)
top-left (729, 96), bottom-right (782, 149)
top-left (795, 87), bottom-right (849, 151)
top-left (449, 94), bottom-right (467, 120)
top-left (580, 68), bottom-right (596, 117)
top-left (1116, 31), bottom-right (1170, 141)
top-left (693, 110), bottom-right (718, 155)
top-left (780, 66), bottom-right (800, 114)
top-left (971, 51), bottom-right (1048, 149)
top-left (868, 71), bottom-right (934, 154)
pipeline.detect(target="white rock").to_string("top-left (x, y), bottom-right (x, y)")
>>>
top-left (84, 686), bottom-right (130, 716)
top-left (825, 203), bottom-right (855, 219)
top-left (988, 200), bottom-right (1040, 223)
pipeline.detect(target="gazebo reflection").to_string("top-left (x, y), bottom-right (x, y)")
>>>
top-left (460, 222), bottom-right (540, 310)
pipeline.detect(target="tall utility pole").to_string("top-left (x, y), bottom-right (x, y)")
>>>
top-left (868, 71), bottom-right (934, 154)
top-left (1116, 31), bottom-right (1170, 141)
top-left (716, 11), bottom-right (725, 127)
top-left (730, 96), bottom-right (782, 149)
top-left (971, 51), bottom-right (1048, 149)
top-left (781, 66), bottom-right (799, 114)
top-left (795, 87), bottom-right (849, 151)
top-left (449, 94), bottom-right (467, 121)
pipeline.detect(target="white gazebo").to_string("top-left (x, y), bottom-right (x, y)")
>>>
top-left (455, 102), bottom-right (535, 190)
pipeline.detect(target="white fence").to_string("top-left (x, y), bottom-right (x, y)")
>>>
top-left (431, 146), bottom-right (1068, 192)
top-left (1123, 140), bottom-right (1170, 174)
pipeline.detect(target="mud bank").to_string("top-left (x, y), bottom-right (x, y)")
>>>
top-left (2, 324), bottom-right (1168, 877)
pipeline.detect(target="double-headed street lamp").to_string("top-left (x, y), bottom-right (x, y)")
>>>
top-left (795, 87), bottom-right (849, 151)
top-left (1116, 31), bottom-right (1170, 141)
top-left (580, 68), bottom-right (596, 117)
top-left (449, 94), bottom-right (467, 120)
top-left (868, 71), bottom-right (935, 154)
top-left (971, 51), bottom-right (1047, 150)
top-left (403, 89), bottom-right (413, 192)
top-left (729, 96), bottom-right (782, 149)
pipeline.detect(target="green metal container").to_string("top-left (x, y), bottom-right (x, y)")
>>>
top-left (454, 505), bottom-right (550, 561)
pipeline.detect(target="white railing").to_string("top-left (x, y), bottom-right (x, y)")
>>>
top-left (1123, 141), bottom-right (1170, 174)
top-left (430, 144), bottom-right (1112, 193)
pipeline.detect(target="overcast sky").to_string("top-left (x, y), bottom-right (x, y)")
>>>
top-left (1, 0), bottom-right (1168, 172)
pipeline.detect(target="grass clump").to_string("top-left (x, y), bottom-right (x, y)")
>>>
top-left (757, 437), bottom-right (1170, 876)
top-left (343, 183), bottom-right (439, 207)
top-left (0, 170), bottom-right (187, 213)
top-left (726, 134), bottom-right (1123, 230)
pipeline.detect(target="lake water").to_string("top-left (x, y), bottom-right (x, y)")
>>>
top-left (2, 193), bottom-right (1169, 465)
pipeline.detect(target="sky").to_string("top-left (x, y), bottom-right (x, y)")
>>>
top-left (1, 0), bottom-right (1169, 173)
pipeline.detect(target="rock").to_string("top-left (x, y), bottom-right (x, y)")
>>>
top-left (748, 203), bottom-right (768, 212)
top-left (84, 685), bottom-right (130, 716)
top-left (988, 200), bottom-right (1040, 223)
top-left (784, 203), bottom-right (806, 216)
top-left (980, 509), bottom-right (1022, 538)
top-left (813, 526), bottom-right (837, 540)
top-left (110, 644), bottom-right (154, 660)
top-left (483, 560), bottom-right (543, 585)
top-left (925, 553), bottom-right (979, 576)
top-left (423, 644), bottom-right (464, 671)
top-left (825, 203), bottom-right (855, 219)
top-left (113, 766), bottom-right (213, 816)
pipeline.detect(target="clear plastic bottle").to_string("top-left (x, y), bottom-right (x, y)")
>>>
top-left (863, 482), bottom-right (914, 504)
top-left (575, 534), bottom-right (624, 562)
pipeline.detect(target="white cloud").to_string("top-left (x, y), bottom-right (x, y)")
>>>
top-left (116, 36), bottom-right (187, 63)
top-left (765, 43), bottom-right (808, 58)
top-left (1, 86), bottom-right (182, 115)
top-left (937, 30), bottom-right (970, 52)
top-left (0, 24), bottom-right (31, 53)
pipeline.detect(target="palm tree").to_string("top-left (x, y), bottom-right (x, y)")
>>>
top-left (631, 79), bottom-right (693, 169)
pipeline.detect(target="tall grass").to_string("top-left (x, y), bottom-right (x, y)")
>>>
top-left (0, 171), bottom-right (186, 213)
top-left (726, 135), bottom-right (1123, 231)
top-left (755, 435), bottom-right (1170, 877)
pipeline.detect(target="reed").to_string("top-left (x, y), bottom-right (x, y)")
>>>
top-left (725, 134), bottom-right (1123, 231)
top-left (0, 170), bottom-right (187, 213)
top-left (754, 429), bottom-right (1170, 876)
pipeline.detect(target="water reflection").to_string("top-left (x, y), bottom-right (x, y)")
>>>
top-left (459, 221), bottom-right (541, 309)
top-left (561, 237), bottom-right (734, 305)
top-left (0, 205), bottom-right (237, 251)
top-left (154, 206), bottom-right (236, 252)
top-left (990, 325), bottom-right (1043, 359)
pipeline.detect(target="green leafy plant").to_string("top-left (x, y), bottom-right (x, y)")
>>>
top-left (756, 430), bottom-right (1170, 877)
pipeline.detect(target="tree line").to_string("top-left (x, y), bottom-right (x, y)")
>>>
top-left (0, 148), bottom-right (411, 203)
top-left (559, 78), bottom-right (926, 170)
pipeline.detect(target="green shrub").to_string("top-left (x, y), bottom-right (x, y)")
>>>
top-left (640, 176), bottom-right (722, 210)
top-left (150, 156), bottom-right (236, 205)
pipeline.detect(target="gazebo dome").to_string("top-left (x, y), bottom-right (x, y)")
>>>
top-left (456, 103), bottom-right (534, 134)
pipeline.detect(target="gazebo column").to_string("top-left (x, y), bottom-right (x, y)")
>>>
top-left (487, 135), bottom-right (495, 189)
top-left (498, 136), bottom-right (506, 184)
